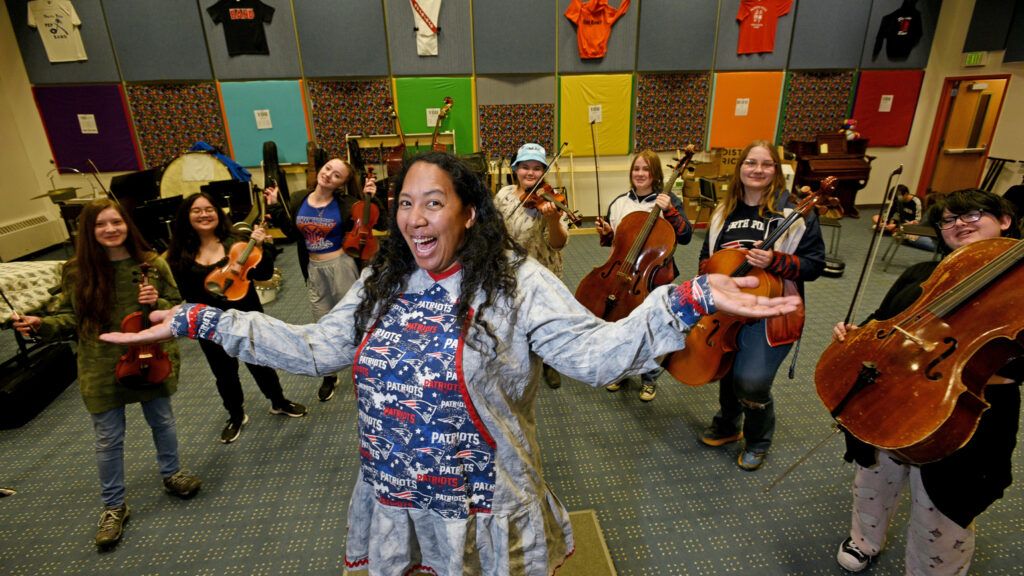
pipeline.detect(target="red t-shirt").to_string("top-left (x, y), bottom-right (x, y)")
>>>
top-left (565, 0), bottom-right (631, 60)
top-left (736, 0), bottom-right (792, 55)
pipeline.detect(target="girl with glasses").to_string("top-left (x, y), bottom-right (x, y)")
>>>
top-left (698, 140), bottom-right (826, 471)
top-left (832, 188), bottom-right (1021, 574)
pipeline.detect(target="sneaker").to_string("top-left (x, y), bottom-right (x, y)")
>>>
top-left (318, 376), bottom-right (337, 402)
top-left (737, 448), bottom-right (767, 471)
top-left (220, 414), bottom-right (249, 444)
top-left (95, 504), bottom-right (129, 548)
top-left (639, 382), bottom-right (657, 402)
top-left (543, 365), bottom-right (561, 389)
top-left (270, 400), bottom-right (308, 418)
top-left (163, 470), bottom-right (201, 499)
top-left (605, 381), bottom-right (623, 392)
top-left (836, 537), bottom-right (876, 572)
top-left (701, 425), bottom-right (743, 447)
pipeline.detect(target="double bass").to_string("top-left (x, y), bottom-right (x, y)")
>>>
top-left (574, 147), bottom-right (694, 321)
top-left (815, 236), bottom-right (1024, 464)
top-left (384, 99), bottom-right (407, 211)
top-left (430, 97), bottom-right (453, 152)
top-left (665, 178), bottom-right (836, 386)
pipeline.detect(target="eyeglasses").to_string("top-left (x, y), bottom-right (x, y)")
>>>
top-left (189, 207), bottom-right (218, 215)
top-left (937, 210), bottom-right (985, 229)
top-left (741, 159), bottom-right (778, 170)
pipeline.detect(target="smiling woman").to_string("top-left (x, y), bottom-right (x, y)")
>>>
top-left (100, 152), bottom-right (802, 576)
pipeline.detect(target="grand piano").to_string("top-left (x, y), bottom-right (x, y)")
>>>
top-left (788, 135), bottom-right (874, 218)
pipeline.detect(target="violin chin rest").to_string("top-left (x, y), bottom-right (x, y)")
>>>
top-left (205, 281), bottom-right (225, 296)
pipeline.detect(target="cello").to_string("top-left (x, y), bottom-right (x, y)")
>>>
top-left (665, 177), bottom-right (836, 386)
top-left (430, 97), bottom-right (453, 152)
top-left (342, 166), bottom-right (380, 265)
top-left (815, 236), bottom-right (1024, 465)
top-left (574, 147), bottom-right (695, 321)
top-left (114, 263), bottom-right (173, 387)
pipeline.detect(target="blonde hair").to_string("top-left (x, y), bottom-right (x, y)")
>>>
top-left (715, 140), bottom-right (787, 219)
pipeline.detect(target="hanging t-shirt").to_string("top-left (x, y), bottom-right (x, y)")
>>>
top-left (736, 0), bottom-right (792, 55)
top-left (410, 0), bottom-right (442, 56)
top-left (564, 0), bottom-right (631, 60)
top-left (872, 3), bottom-right (923, 61)
top-left (27, 0), bottom-right (87, 63)
top-left (207, 0), bottom-right (275, 56)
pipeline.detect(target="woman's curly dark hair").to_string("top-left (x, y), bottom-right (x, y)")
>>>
top-left (927, 188), bottom-right (1020, 253)
top-left (353, 152), bottom-right (525, 350)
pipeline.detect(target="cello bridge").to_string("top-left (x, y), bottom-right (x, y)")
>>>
top-left (893, 325), bottom-right (935, 352)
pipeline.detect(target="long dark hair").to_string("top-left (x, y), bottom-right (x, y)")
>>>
top-left (353, 152), bottom-right (525, 349)
top-left (166, 191), bottom-right (234, 273)
top-left (67, 199), bottom-right (154, 337)
top-left (927, 188), bottom-right (1020, 253)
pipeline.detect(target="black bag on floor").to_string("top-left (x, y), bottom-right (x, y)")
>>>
top-left (0, 342), bottom-right (76, 429)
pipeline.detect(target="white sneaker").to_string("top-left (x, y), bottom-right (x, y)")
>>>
top-left (836, 537), bottom-right (876, 572)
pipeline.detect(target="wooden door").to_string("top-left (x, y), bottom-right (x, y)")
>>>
top-left (928, 78), bottom-right (1007, 194)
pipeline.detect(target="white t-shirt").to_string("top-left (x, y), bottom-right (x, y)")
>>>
top-left (28, 0), bottom-right (87, 63)
top-left (410, 0), bottom-right (441, 56)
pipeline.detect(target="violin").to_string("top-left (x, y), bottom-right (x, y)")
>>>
top-left (574, 147), bottom-right (695, 321)
top-left (664, 177), bottom-right (836, 386)
top-left (343, 166), bottom-right (380, 265)
top-left (430, 97), bottom-right (454, 152)
top-left (519, 183), bottom-right (583, 226)
top-left (114, 263), bottom-right (172, 388)
top-left (816, 237), bottom-right (1024, 464)
top-left (205, 192), bottom-right (266, 301)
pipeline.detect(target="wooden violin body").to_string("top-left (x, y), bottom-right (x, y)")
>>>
top-left (664, 249), bottom-right (784, 385)
top-left (115, 263), bottom-right (172, 387)
top-left (815, 237), bottom-right (1024, 464)
top-left (343, 167), bottom-right (380, 264)
top-left (204, 239), bottom-right (263, 301)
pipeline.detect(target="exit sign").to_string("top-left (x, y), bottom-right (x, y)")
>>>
top-left (963, 51), bottom-right (988, 67)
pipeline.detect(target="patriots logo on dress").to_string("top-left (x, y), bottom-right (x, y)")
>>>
top-left (436, 414), bottom-right (466, 429)
top-left (365, 435), bottom-right (394, 460)
top-left (425, 351), bottom-right (455, 370)
top-left (398, 399), bottom-right (437, 423)
top-left (423, 314), bottom-right (457, 332)
top-left (392, 451), bottom-right (414, 466)
top-left (414, 446), bottom-right (446, 464)
top-left (455, 449), bottom-right (491, 471)
top-left (390, 427), bottom-right (413, 444)
top-left (391, 490), bottom-right (433, 509)
top-left (364, 346), bottom-right (407, 369)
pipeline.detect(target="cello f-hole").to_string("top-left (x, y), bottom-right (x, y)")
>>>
top-left (704, 319), bottom-right (722, 347)
top-left (924, 338), bottom-right (958, 381)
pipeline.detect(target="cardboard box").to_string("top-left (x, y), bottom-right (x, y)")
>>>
top-left (712, 147), bottom-right (744, 177)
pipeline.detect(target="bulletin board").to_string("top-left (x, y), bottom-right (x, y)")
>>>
top-left (477, 76), bottom-right (556, 160)
top-left (393, 77), bottom-right (475, 154)
top-left (709, 72), bottom-right (784, 148)
top-left (7, 0), bottom-right (120, 84)
top-left (474, 0), bottom-right (554, 74)
top-left (32, 84), bottom-right (140, 172)
top-left (386, 0), bottom-right (473, 76)
top-left (714, 0), bottom-right (795, 71)
top-left (636, 0), bottom-right (717, 72)
top-left (558, 0), bottom-right (637, 74)
top-left (104, 0), bottom-right (212, 81)
top-left (126, 83), bottom-right (228, 169)
top-left (788, 0), bottom-right (871, 70)
top-left (851, 70), bottom-right (925, 147)
top-left (307, 79), bottom-right (394, 161)
top-left (219, 80), bottom-right (310, 167)
top-left (201, 0), bottom-right (301, 81)
top-left (778, 71), bottom-right (856, 145)
top-left (294, 0), bottom-right (389, 77)
top-left (559, 74), bottom-right (633, 156)
top-left (634, 73), bottom-right (710, 151)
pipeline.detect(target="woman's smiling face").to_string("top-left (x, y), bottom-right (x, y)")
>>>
top-left (396, 161), bottom-right (476, 274)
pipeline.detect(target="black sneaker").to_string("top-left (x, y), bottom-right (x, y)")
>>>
top-left (95, 504), bottom-right (129, 549)
top-left (220, 414), bottom-right (249, 444)
top-left (543, 365), bottom-right (561, 389)
top-left (163, 470), bottom-right (201, 499)
top-left (318, 376), bottom-right (337, 402)
top-left (270, 400), bottom-right (308, 418)
top-left (836, 537), bottom-right (876, 572)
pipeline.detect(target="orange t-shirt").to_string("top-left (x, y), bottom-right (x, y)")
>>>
top-left (736, 0), bottom-right (792, 55)
top-left (565, 0), bottom-right (631, 60)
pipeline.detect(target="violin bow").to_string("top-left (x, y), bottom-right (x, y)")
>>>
top-left (512, 142), bottom-right (570, 214)
top-left (844, 165), bottom-right (904, 325)
top-left (0, 286), bottom-right (38, 343)
top-left (764, 423), bottom-right (842, 493)
top-left (590, 120), bottom-right (602, 217)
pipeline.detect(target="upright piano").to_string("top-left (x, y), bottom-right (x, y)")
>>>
top-left (788, 135), bottom-right (874, 217)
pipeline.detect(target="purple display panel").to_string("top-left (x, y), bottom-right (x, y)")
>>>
top-left (32, 84), bottom-right (141, 172)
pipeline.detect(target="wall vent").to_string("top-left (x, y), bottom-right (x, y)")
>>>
top-left (0, 216), bottom-right (67, 262)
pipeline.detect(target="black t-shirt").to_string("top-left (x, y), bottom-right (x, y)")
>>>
top-left (716, 202), bottom-right (768, 251)
top-left (208, 0), bottom-right (275, 56)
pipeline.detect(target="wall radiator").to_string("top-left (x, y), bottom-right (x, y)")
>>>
top-left (0, 215), bottom-right (67, 262)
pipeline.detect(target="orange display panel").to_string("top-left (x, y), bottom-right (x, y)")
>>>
top-left (709, 72), bottom-right (784, 148)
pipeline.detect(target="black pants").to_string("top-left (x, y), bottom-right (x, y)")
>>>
top-left (198, 339), bottom-right (285, 420)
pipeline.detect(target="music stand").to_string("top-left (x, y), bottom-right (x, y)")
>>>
top-left (201, 179), bottom-right (252, 224)
top-left (134, 195), bottom-right (183, 251)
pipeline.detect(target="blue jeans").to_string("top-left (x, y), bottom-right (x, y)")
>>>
top-left (90, 396), bottom-right (180, 508)
top-left (712, 320), bottom-right (792, 452)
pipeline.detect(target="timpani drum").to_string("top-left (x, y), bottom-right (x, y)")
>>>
top-left (159, 152), bottom-right (232, 199)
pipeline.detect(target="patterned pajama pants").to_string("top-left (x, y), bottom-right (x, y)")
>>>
top-left (849, 452), bottom-right (975, 576)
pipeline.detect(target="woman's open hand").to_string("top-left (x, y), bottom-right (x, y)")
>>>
top-left (100, 306), bottom-right (179, 345)
top-left (705, 274), bottom-right (801, 318)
